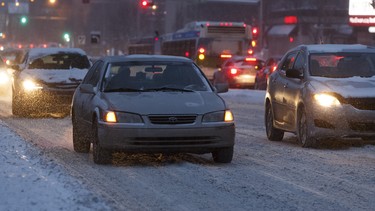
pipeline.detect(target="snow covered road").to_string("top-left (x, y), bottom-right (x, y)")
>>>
top-left (0, 89), bottom-right (375, 210)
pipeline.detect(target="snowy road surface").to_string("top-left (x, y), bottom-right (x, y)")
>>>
top-left (0, 89), bottom-right (375, 210)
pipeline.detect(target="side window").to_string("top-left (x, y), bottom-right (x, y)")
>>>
top-left (280, 52), bottom-right (298, 71)
top-left (293, 53), bottom-right (305, 74)
top-left (82, 61), bottom-right (104, 86)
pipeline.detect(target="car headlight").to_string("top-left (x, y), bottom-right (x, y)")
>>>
top-left (202, 110), bottom-right (234, 122)
top-left (22, 79), bottom-right (43, 91)
top-left (314, 93), bottom-right (341, 107)
top-left (103, 111), bottom-right (143, 123)
top-left (0, 71), bottom-right (10, 84)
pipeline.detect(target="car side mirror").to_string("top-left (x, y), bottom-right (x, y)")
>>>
top-left (79, 84), bottom-right (95, 94)
top-left (286, 68), bottom-right (303, 79)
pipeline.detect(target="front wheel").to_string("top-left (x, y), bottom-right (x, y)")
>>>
top-left (297, 107), bottom-right (317, 148)
top-left (92, 119), bottom-right (112, 164)
top-left (212, 146), bottom-right (233, 163)
top-left (72, 115), bottom-right (90, 153)
top-left (265, 103), bottom-right (284, 141)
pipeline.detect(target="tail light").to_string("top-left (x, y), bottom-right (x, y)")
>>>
top-left (230, 68), bottom-right (238, 75)
top-left (245, 57), bottom-right (257, 62)
top-left (220, 54), bottom-right (232, 59)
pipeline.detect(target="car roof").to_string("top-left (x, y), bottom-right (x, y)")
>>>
top-left (101, 54), bottom-right (193, 63)
top-left (292, 44), bottom-right (375, 54)
top-left (27, 48), bottom-right (88, 60)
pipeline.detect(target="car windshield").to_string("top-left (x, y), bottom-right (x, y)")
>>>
top-left (309, 53), bottom-right (375, 78)
top-left (103, 61), bottom-right (211, 92)
top-left (28, 53), bottom-right (90, 70)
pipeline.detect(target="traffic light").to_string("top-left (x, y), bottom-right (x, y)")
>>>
top-left (140, 0), bottom-right (153, 8)
top-left (20, 16), bottom-right (28, 25)
top-left (63, 32), bottom-right (70, 42)
top-left (251, 27), bottom-right (258, 40)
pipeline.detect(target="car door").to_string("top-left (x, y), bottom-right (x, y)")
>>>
top-left (283, 51), bottom-right (306, 130)
top-left (77, 60), bottom-right (105, 131)
top-left (269, 52), bottom-right (298, 127)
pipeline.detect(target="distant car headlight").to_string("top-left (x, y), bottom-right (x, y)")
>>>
top-left (22, 79), bottom-right (43, 91)
top-left (314, 93), bottom-right (341, 108)
top-left (0, 71), bottom-right (10, 84)
top-left (203, 110), bottom-right (234, 122)
top-left (103, 111), bottom-right (143, 123)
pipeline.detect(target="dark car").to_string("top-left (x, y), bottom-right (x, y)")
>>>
top-left (254, 57), bottom-right (279, 90)
top-left (11, 48), bottom-right (91, 116)
top-left (213, 56), bottom-right (264, 88)
top-left (71, 55), bottom-right (235, 164)
top-left (265, 44), bottom-right (375, 147)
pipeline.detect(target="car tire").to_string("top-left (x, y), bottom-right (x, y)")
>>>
top-left (265, 102), bottom-right (284, 141)
top-left (72, 115), bottom-right (90, 153)
top-left (212, 146), bottom-right (233, 163)
top-left (297, 107), bottom-right (317, 148)
top-left (12, 90), bottom-right (27, 117)
top-left (92, 118), bottom-right (112, 164)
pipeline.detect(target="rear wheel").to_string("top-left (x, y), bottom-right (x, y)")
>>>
top-left (92, 118), bottom-right (112, 164)
top-left (297, 107), bottom-right (317, 148)
top-left (265, 102), bottom-right (284, 141)
top-left (72, 115), bottom-right (90, 153)
top-left (212, 147), bottom-right (233, 163)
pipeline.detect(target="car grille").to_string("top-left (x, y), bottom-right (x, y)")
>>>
top-left (148, 115), bottom-right (197, 124)
top-left (343, 98), bottom-right (375, 110)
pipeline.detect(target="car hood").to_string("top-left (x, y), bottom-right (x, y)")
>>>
top-left (20, 68), bottom-right (88, 84)
top-left (102, 91), bottom-right (226, 115)
top-left (310, 76), bottom-right (375, 98)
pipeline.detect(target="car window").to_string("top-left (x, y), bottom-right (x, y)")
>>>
top-left (293, 53), bottom-right (305, 75)
top-left (310, 53), bottom-right (375, 78)
top-left (280, 52), bottom-right (298, 71)
top-left (104, 61), bottom-right (210, 91)
top-left (28, 53), bottom-right (90, 70)
top-left (82, 61), bottom-right (104, 86)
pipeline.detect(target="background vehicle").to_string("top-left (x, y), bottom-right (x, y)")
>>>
top-left (214, 56), bottom-right (264, 88)
top-left (71, 55), bottom-right (234, 164)
top-left (254, 57), bottom-right (280, 90)
top-left (128, 21), bottom-right (255, 81)
top-left (11, 48), bottom-right (91, 117)
top-left (0, 48), bottom-right (25, 66)
top-left (265, 44), bottom-right (375, 148)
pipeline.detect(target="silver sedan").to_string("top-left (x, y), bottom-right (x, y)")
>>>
top-left (71, 55), bottom-right (235, 164)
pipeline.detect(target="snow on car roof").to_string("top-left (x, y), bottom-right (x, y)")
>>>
top-left (103, 54), bottom-right (193, 63)
top-left (28, 48), bottom-right (88, 60)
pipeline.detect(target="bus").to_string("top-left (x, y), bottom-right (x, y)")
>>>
top-left (128, 21), bottom-right (254, 80)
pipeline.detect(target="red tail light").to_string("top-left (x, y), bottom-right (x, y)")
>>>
top-left (220, 54), bottom-right (232, 59)
top-left (230, 68), bottom-right (238, 75)
top-left (245, 57), bottom-right (257, 62)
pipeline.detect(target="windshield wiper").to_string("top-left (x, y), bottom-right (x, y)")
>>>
top-left (104, 88), bottom-right (144, 92)
top-left (144, 87), bottom-right (194, 92)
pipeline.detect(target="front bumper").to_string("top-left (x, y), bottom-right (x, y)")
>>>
top-left (97, 121), bottom-right (235, 153)
top-left (309, 103), bottom-right (375, 139)
top-left (19, 88), bottom-right (75, 112)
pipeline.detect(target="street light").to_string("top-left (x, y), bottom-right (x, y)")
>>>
top-left (20, 16), bottom-right (28, 25)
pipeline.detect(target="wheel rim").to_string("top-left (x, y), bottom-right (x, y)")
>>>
top-left (299, 111), bottom-right (307, 145)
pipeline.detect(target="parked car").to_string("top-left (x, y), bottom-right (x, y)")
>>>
top-left (254, 57), bottom-right (280, 90)
top-left (71, 55), bottom-right (235, 164)
top-left (11, 48), bottom-right (91, 116)
top-left (213, 56), bottom-right (264, 88)
top-left (265, 44), bottom-right (375, 147)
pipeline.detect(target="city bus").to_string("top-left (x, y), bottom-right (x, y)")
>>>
top-left (128, 21), bottom-right (254, 80)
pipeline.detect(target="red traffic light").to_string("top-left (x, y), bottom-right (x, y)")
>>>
top-left (141, 0), bottom-right (150, 7)
top-left (252, 27), bottom-right (258, 39)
